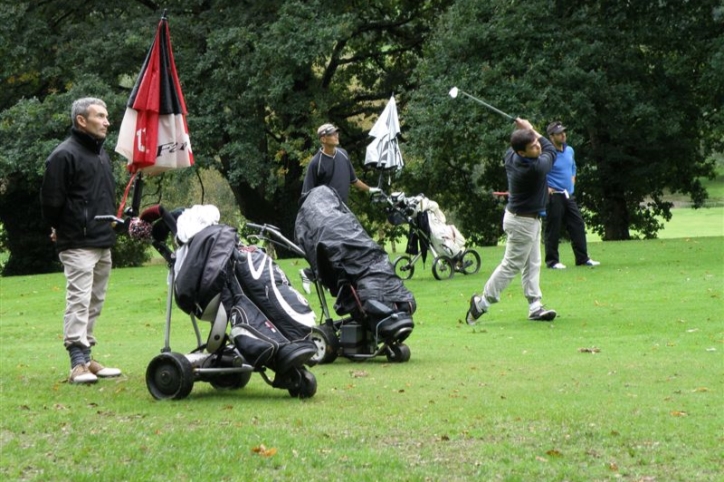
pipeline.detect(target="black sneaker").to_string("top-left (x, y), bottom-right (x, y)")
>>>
top-left (528, 307), bottom-right (557, 321)
top-left (466, 295), bottom-right (486, 325)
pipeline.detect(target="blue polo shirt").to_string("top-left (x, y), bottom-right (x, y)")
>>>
top-left (547, 144), bottom-right (576, 194)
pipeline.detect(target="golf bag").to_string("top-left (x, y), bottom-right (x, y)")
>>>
top-left (295, 186), bottom-right (415, 342)
top-left (403, 194), bottom-right (466, 261)
top-left (382, 190), bottom-right (481, 281)
top-left (173, 211), bottom-right (317, 376)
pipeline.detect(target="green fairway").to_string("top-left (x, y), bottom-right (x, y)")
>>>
top-left (584, 206), bottom-right (724, 242)
top-left (1, 234), bottom-right (722, 481)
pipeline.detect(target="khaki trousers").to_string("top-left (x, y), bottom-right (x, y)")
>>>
top-left (483, 211), bottom-right (543, 306)
top-left (59, 248), bottom-right (112, 348)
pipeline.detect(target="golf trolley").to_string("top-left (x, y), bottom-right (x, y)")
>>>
top-left (247, 223), bottom-right (413, 365)
top-left (138, 206), bottom-right (317, 400)
top-left (376, 191), bottom-right (481, 281)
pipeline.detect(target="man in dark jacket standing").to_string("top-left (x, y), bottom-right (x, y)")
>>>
top-left (41, 97), bottom-right (122, 384)
top-left (301, 123), bottom-right (377, 204)
top-left (465, 118), bottom-right (558, 324)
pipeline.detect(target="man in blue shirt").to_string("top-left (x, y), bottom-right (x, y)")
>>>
top-left (544, 121), bottom-right (600, 269)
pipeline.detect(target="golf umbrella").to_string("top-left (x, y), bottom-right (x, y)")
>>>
top-left (364, 95), bottom-right (403, 171)
top-left (115, 12), bottom-right (193, 176)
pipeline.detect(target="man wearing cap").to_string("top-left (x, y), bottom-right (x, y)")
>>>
top-left (544, 121), bottom-right (600, 269)
top-left (301, 123), bottom-right (377, 204)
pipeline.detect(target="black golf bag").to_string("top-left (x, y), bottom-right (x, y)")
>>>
top-left (294, 186), bottom-right (415, 361)
top-left (140, 204), bottom-right (317, 399)
top-left (174, 222), bottom-right (318, 375)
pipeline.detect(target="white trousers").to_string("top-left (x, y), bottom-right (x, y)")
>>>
top-left (483, 211), bottom-right (543, 306)
top-left (59, 248), bottom-right (112, 348)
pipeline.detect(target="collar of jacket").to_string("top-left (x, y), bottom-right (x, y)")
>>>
top-left (71, 127), bottom-right (106, 155)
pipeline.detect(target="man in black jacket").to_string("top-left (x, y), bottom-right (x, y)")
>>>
top-left (465, 118), bottom-right (558, 324)
top-left (41, 97), bottom-right (122, 384)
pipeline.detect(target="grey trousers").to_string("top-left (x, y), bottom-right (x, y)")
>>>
top-left (483, 211), bottom-right (543, 307)
top-left (59, 248), bottom-right (112, 348)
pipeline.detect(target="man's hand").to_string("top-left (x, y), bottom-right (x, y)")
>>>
top-left (515, 118), bottom-right (533, 130)
top-left (515, 118), bottom-right (542, 138)
top-left (368, 187), bottom-right (381, 195)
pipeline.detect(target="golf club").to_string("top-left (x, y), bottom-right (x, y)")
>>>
top-left (448, 87), bottom-right (515, 121)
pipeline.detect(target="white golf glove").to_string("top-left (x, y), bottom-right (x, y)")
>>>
top-left (368, 187), bottom-right (381, 195)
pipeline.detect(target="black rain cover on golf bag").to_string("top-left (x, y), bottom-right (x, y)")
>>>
top-left (174, 224), bottom-right (236, 317)
top-left (233, 245), bottom-right (316, 343)
top-left (294, 185), bottom-right (416, 317)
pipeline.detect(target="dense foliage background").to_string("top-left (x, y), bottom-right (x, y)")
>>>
top-left (1, 0), bottom-right (721, 275)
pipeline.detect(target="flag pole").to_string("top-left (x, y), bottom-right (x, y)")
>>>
top-left (130, 173), bottom-right (144, 217)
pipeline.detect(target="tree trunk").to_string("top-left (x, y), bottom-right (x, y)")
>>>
top-left (0, 181), bottom-right (60, 276)
top-left (601, 193), bottom-right (631, 241)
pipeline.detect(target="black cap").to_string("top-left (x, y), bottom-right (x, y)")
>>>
top-left (547, 121), bottom-right (566, 135)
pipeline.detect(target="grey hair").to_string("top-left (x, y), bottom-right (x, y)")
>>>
top-left (71, 98), bottom-right (107, 128)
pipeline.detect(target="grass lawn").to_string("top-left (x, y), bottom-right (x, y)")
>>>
top-left (585, 206), bottom-right (724, 242)
top-left (1, 227), bottom-right (722, 480)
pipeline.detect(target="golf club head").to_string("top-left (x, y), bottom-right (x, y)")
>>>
top-left (448, 87), bottom-right (459, 99)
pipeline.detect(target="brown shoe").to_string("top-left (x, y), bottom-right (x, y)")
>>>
top-left (87, 360), bottom-right (122, 378)
top-left (69, 364), bottom-right (98, 384)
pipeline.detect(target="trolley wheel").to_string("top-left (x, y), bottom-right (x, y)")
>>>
top-left (386, 344), bottom-right (411, 363)
top-left (393, 255), bottom-right (415, 280)
top-left (146, 352), bottom-right (194, 400)
top-left (459, 249), bottom-right (481, 275)
top-left (432, 255), bottom-right (455, 280)
top-left (310, 324), bottom-right (340, 364)
top-left (288, 368), bottom-right (317, 399)
top-left (210, 370), bottom-right (252, 391)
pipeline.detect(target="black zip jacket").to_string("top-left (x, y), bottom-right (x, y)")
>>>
top-left (504, 136), bottom-right (557, 215)
top-left (41, 128), bottom-right (116, 252)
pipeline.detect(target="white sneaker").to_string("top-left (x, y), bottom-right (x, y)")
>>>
top-left (69, 364), bottom-right (98, 384)
top-left (528, 307), bottom-right (557, 321)
top-left (582, 259), bottom-right (600, 267)
top-left (548, 262), bottom-right (566, 269)
top-left (465, 295), bottom-right (489, 325)
top-left (88, 360), bottom-right (122, 378)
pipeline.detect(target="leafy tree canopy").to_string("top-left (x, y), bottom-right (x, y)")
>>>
top-left (405, 0), bottom-right (723, 241)
top-left (1, 0), bottom-right (721, 275)
top-left (0, 0), bottom-right (452, 274)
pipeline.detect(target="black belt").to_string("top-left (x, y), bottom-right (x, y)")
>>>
top-left (507, 209), bottom-right (540, 219)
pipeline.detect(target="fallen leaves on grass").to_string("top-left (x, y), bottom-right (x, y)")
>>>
top-left (546, 449), bottom-right (563, 457)
top-left (578, 347), bottom-right (601, 353)
top-left (252, 444), bottom-right (277, 457)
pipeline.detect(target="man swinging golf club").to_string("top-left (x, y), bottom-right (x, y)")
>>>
top-left (466, 118), bottom-right (558, 324)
